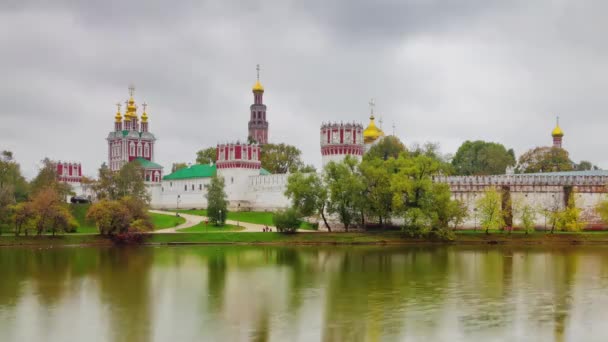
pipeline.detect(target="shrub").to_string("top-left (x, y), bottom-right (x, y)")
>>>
top-left (273, 208), bottom-right (301, 234)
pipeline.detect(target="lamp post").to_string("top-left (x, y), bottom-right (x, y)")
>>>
top-left (219, 209), bottom-right (222, 227)
top-left (176, 195), bottom-right (181, 216)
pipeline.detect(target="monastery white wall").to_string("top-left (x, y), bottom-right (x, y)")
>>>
top-left (246, 174), bottom-right (290, 211)
top-left (150, 178), bottom-right (211, 209)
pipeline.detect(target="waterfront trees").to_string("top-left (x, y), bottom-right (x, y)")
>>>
top-left (452, 140), bottom-right (516, 175)
top-left (206, 175), bottom-right (228, 226)
top-left (323, 156), bottom-right (365, 231)
top-left (476, 187), bottom-right (505, 234)
top-left (13, 187), bottom-right (77, 236)
top-left (284, 172), bottom-right (330, 230)
top-left (273, 208), bottom-right (300, 233)
top-left (93, 162), bottom-right (150, 203)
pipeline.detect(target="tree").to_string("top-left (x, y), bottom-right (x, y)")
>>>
top-left (26, 187), bottom-right (77, 235)
top-left (261, 143), bottom-right (304, 174)
top-left (86, 200), bottom-right (132, 235)
top-left (359, 158), bottom-right (394, 226)
top-left (299, 164), bottom-right (317, 173)
top-left (555, 193), bottom-right (584, 232)
top-left (196, 147), bottom-right (217, 165)
top-left (93, 162), bottom-right (150, 203)
top-left (206, 175), bottom-right (228, 226)
top-left (475, 187), bottom-right (505, 234)
top-left (0, 150), bottom-right (28, 203)
top-left (171, 163), bottom-right (188, 173)
top-left (285, 172), bottom-right (330, 230)
top-left (452, 140), bottom-right (516, 175)
top-left (390, 154), bottom-right (464, 238)
top-left (595, 197), bottom-right (608, 227)
top-left (364, 135), bottom-right (406, 161)
top-left (516, 146), bottom-right (573, 173)
top-left (323, 156), bottom-right (365, 231)
top-left (516, 203), bottom-right (536, 234)
top-left (11, 202), bottom-right (36, 236)
top-left (29, 158), bottom-right (72, 199)
top-left (273, 208), bottom-right (301, 233)
top-left (575, 160), bottom-right (598, 171)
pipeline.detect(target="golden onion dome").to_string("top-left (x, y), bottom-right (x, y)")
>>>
top-left (114, 103), bottom-right (123, 122)
top-left (363, 115), bottom-right (385, 144)
top-left (141, 103), bottom-right (148, 122)
top-left (552, 125), bottom-right (564, 137)
top-left (252, 80), bottom-right (264, 92)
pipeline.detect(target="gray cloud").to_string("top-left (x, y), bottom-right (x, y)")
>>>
top-left (1, 0), bottom-right (607, 178)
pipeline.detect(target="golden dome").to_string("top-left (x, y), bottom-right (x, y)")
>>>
top-left (114, 103), bottom-right (123, 122)
top-left (363, 115), bottom-right (385, 144)
top-left (252, 80), bottom-right (264, 92)
top-left (141, 103), bottom-right (148, 122)
top-left (552, 125), bottom-right (564, 137)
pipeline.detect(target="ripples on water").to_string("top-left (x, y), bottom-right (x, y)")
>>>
top-left (1, 245), bottom-right (608, 341)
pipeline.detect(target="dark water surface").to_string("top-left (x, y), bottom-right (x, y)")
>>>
top-left (1, 245), bottom-right (608, 342)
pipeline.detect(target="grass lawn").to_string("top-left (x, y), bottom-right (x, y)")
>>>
top-left (175, 209), bottom-right (317, 229)
top-left (69, 204), bottom-right (98, 234)
top-left (178, 222), bottom-right (245, 233)
top-left (150, 213), bottom-right (186, 230)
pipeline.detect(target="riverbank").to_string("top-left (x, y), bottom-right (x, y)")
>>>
top-left (3, 231), bottom-right (608, 247)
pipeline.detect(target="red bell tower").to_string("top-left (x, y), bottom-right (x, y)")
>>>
top-left (248, 64), bottom-right (269, 144)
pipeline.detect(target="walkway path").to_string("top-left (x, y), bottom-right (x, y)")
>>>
top-left (150, 210), bottom-right (273, 233)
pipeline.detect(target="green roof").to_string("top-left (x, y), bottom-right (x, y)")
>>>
top-left (163, 164), bottom-right (217, 180)
top-left (162, 165), bottom-right (272, 180)
top-left (134, 157), bottom-right (163, 169)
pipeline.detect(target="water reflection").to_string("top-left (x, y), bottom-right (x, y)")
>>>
top-left (1, 246), bottom-right (608, 341)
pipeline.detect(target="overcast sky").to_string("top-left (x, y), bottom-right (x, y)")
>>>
top-left (2, 0), bottom-right (607, 179)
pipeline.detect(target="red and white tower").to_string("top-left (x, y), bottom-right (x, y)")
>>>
top-left (320, 122), bottom-right (365, 167)
top-left (106, 86), bottom-right (162, 182)
top-left (56, 161), bottom-right (83, 183)
top-left (248, 64), bottom-right (269, 144)
top-left (216, 142), bottom-right (262, 203)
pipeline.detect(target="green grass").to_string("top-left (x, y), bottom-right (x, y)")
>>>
top-left (69, 204), bottom-right (98, 234)
top-left (175, 209), bottom-right (317, 229)
top-left (150, 213), bottom-right (186, 230)
top-left (178, 222), bottom-right (245, 233)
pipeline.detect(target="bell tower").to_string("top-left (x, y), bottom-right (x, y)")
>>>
top-left (248, 64), bottom-right (269, 144)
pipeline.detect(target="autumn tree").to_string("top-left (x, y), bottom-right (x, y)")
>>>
top-left (516, 146), bottom-right (573, 173)
top-left (555, 193), bottom-right (584, 232)
top-left (18, 187), bottom-right (77, 236)
top-left (261, 143), bottom-right (304, 174)
top-left (285, 172), bottom-right (330, 230)
top-left (196, 147), bottom-right (217, 165)
top-left (364, 135), bottom-right (406, 161)
top-left (515, 203), bottom-right (536, 234)
top-left (86, 200), bottom-right (132, 235)
top-left (475, 187), bottom-right (505, 234)
top-left (29, 158), bottom-right (72, 199)
top-left (452, 140), bottom-right (516, 175)
top-left (206, 175), bottom-right (228, 226)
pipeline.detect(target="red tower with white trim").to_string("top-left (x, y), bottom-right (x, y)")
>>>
top-left (320, 122), bottom-right (365, 167)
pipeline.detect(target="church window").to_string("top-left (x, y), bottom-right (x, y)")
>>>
top-left (137, 144), bottom-right (142, 157)
top-left (231, 177), bottom-right (234, 184)
top-left (129, 142), bottom-right (135, 156)
top-left (199, 184), bottom-right (202, 190)
top-left (144, 144), bottom-right (150, 158)
top-left (162, 187), bottom-right (164, 192)
top-left (146, 174), bottom-right (150, 181)
top-left (192, 184), bottom-right (194, 191)
top-left (184, 185), bottom-right (187, 191)
top-left (170, 182), bottom-right (173, 187)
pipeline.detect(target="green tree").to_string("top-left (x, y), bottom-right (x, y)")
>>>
top-left (476, 187), bottom-right (505, 234)
top-left (196, 147), bottom-right (217, 165)
top-left (323, 156), bottom-right (365, 231)
top-left (575, 160), bottom-right (597, 171)
top-left (273, 208), bottom-right (301, 233)
top-left (359, 158), bottom-right (394, 226)
top-left (452, 140), bottom-right (516, 175)
top-left (391, 154), bottom-right (463, 238)
top-left (171, 163), bottom-right (188, 173)
top-left (364, 135), bottom-right (406, 161)
top-left (93, 162), bottom-right (150, 203)
top-left (0, 151), bottom-right (28, 202)
top-left (11, 202), bottom-right (36, 236)
top-left (516, 203), bottom-right (536, 234)
top-left (261, 143), bottom-right (304, 174)
top-left (285, 172), bottom-right (330, 230)
top-left (516, 146), bottom-right (573, 173)
top-left (299, 164), bottom-right (317, 173)
top-left (206, 175), bottom-right (228, 226)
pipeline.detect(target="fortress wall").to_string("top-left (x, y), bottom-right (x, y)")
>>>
top-left (438, 175), bottom-right (608, 228)
top-left (246, 174), bottom-right (290, 211)
top-left (150, 178), bottom-right (211, 209)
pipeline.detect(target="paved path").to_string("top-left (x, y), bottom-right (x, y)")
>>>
top-left (150, 210), bottom-right (272, 233)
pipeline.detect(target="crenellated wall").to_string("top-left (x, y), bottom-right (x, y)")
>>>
top-left (434, 173), bottom-right (608, 228)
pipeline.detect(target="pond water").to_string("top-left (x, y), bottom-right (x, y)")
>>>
top-left (1, 245), bottom-right (608, 341)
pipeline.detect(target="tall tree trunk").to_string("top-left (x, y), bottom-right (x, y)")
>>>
top-left (320, 209), bottom-right (331, 232)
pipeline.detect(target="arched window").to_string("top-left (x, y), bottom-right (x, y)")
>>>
top-left (137, 143), bottom-right (142, 157)
top-left (184, 185), bottom-right (187, 191)
top-left (144, 143), bottom-right (150, 158)
top-left (129, 142), bottom-right (135, 156)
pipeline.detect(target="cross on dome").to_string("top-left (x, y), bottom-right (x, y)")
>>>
top-left (128, 84), bottom-right (135, 97)
top-left (369, 98), bottom-right (375, 115)
top-left (256, 64), bottom-right (260, 81)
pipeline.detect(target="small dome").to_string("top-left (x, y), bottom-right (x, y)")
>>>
top-left (252, 80), bottom-right (264, 92)
top-left (363, 115), bottom-right (385, 144)
top-left (552, 125), bottom-right (564, 137)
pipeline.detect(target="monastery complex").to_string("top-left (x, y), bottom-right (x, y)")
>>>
top-left (57, 67), bottom-right (608, 229)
